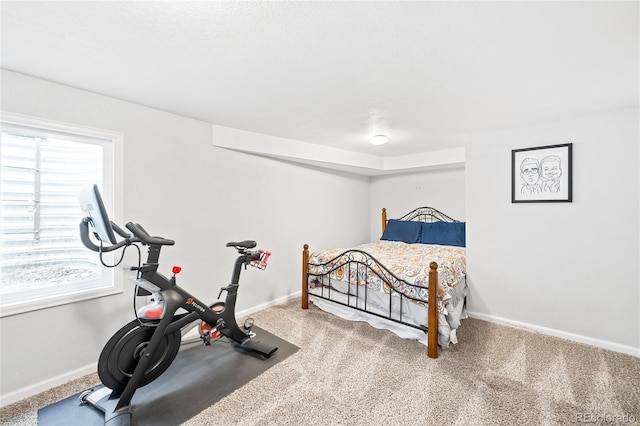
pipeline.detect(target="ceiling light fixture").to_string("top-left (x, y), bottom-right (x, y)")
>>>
top-left (369, 134), bottom-right (389, 146)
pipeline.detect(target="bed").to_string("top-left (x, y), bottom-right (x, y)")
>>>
top-left (301, 207), bottom-right (467, 358)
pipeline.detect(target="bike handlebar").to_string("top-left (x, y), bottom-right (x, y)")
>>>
top-left (111, 221), bottom-right (130, 238)
top-left (79, 217), bottom-right (174, 252)
top-left (79, 218), bottom-right (129, 252)
top-left (125, 222), bottom-right (175, 246)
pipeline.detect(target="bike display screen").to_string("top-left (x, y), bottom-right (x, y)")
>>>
top-left (79, 184), bottom-right (117, 245)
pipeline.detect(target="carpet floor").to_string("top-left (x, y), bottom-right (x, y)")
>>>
top-left (1, 299), bottom-right (639, 425)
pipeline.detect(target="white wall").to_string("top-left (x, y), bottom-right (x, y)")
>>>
top-left (369, 167), bottom-right (466, 240)
top-left (0, 70), bottom-right (370, 404)
top-left (465, 107), bottom-right (639, 355)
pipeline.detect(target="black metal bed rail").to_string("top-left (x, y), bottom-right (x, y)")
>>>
top-left (306, 249), bottom-right (433, 332)
top-left (397, 206), bottom-right (459, 223)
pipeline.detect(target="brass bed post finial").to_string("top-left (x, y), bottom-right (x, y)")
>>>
top-left (382, 208), bottom-right (387, 233)
top-left (427, 261), bottom-right (439, 359)
top-left (302, 244), bottom-right (309, 309)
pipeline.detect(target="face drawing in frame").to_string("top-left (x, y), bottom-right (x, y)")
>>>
top-left (540, 155), bottom-right (562, 193)
top-left (520, 157), bottom-right (541, 195)
top-left (512, 143), bottom-right (572, 203)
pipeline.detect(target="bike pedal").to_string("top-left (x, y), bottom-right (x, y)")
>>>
top-left (201, 329), bottom-right (222, 346)
top-left (201, 333), bottom-right (211, 346)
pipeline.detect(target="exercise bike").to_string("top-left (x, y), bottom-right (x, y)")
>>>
top-left (76, 185), bottom-right (277, 426)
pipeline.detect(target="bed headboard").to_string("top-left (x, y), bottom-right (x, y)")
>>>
top-left (381, 207), bottom-right (459, 233)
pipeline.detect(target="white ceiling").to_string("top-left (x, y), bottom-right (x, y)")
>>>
top-left (1, 1), bottom-right (638, 159)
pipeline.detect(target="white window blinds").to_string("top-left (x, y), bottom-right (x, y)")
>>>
top-left (0, 114), bottom-right (119, 315)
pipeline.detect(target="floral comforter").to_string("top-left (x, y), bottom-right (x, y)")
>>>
top-left (308, 240), bottom-right (466, 313)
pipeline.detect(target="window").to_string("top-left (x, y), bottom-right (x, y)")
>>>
top-left (0, 113), bottom-right (123, 316)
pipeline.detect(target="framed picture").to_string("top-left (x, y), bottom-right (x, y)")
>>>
top-left (512, 143), bottom-right (572, 203)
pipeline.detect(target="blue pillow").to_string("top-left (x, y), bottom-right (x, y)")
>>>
top-left (381, 220), bottom-right (422, 244)
top-left (420, 222), bottom-right (466, 247)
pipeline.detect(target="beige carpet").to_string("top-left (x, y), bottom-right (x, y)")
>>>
top-left (2, 299), bottom-right (639, 425)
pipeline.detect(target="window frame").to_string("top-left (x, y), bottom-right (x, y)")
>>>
top-left (0, 112), bottom-right (124, 317)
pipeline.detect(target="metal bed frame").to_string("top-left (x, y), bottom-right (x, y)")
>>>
top-left (301, 207), bottom-right (460, 359)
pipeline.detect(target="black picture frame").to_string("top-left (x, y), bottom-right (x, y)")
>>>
top-left (512, 143), bottom-right (572, 203)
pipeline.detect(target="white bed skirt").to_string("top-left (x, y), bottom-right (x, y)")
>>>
top-left (308, 277), bottom-right (467, 348)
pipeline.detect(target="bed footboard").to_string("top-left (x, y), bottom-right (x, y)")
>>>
top-left (427, 261), bottom-right (438, 359)
top-left (302, 244), bottom-right (309, 309)
top-left (301, 243), bottom-right (439, 359)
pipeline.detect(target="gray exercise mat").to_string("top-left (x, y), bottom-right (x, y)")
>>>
top-left (38, 326), bottom-right (298, 425)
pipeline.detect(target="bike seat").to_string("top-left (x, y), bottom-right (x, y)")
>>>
top-left (226, 240), bottom-right (257, 249)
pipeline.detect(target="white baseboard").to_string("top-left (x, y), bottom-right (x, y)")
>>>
top-left (467, 311), bottom-right (640, 358)
top-left (0, 363), bottom-right (96, 408)
top-left (236, 291), bottom-right (301, 318)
